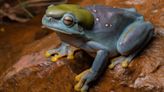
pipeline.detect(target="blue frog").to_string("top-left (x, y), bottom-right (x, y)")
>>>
top-left (42, 4), bottom-right (154, 92)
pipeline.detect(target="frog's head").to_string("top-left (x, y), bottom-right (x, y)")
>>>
top-left (42, 4), bottom-right (94, 35)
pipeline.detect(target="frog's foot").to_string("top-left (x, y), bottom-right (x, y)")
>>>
top-left (45, 43), bottom-right (67, 58)
top-left (74, 69), bottom-right (96, 92)
top-left (109, 56), bottom-right (133, 69)
top-left (45, 43), bottom-right (79, 62)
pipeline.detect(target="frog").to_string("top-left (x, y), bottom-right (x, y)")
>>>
top-left (42, 4), bottom-right (154, 92)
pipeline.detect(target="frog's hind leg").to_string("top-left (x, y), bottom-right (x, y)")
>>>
top-left (109, 21), bottom-right (154, 69)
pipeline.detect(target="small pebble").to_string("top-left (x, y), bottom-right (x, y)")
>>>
top-left (0, 28), bottom-right (5, 32)
top-left (96, 18), bottom-right (99, 21)
top-left (93, 9), bottom-right (97, 13)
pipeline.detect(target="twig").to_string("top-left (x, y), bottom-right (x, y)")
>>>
top-left (17, 0), bottom-right (34, 18)
top-left (0, 9), bottom-right (29, 22)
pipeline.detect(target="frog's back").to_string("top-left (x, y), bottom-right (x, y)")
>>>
top-left (85, 5), bottom-right (142, 33)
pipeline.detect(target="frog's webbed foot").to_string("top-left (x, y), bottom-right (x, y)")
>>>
top-left (45, 43), bottom-right (78, 62)
top-left (109, 56), bottom-right (133, 69)
top-left (74, 69), bottom-right (96, 92)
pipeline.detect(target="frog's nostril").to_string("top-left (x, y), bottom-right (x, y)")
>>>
top-left (48, 4), bottom-right (54, 8)
top-left (47, 17), bottom-right (51, 20)
top-left (46, 17), bottom-right (53, 21)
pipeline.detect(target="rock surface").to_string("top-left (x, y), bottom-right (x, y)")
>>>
top-left (0, 0), bottom-right (164, 92)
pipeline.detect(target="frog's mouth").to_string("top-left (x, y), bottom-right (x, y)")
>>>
top-left (42, 15), bottom-right (73, 35)
top-left (44, 25), bottom-right (72, 35)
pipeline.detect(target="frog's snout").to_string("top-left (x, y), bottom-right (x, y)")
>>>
top-left (42, 15), bottom-right (48, 25)
top-left (42, 15), bottom-right (58, 26)
top-left (42, 16), bottom-right (45, 26)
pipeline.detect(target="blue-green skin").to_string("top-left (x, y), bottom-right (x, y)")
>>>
top-left (42, 4), bottom-right (154, 92)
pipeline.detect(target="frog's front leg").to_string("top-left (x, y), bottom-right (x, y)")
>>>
top-left (109, 20), bottom-right (154, 69)
top-left (75, 42), bottom-right (109, 92)
top-left (45, 42), bottom-right (77, 62)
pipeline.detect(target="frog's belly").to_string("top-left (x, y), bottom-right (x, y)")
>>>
top-left (56, 32), bottom-right (97, 53)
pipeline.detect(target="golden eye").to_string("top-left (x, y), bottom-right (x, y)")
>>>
top-left (63, 16), bottom-right (74, 26)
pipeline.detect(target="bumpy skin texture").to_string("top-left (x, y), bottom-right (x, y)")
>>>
top-left (42, 4), bottom-right (154, 92)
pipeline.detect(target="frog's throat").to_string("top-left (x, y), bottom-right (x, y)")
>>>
top-left (45, 25), bottom-right (72, 34)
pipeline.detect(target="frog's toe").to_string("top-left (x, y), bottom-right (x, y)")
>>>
top-left (74, 77), bottom-right (89, 92)
top-left (108, 63), bottom-right (116, 69)
top-left (67, 52), bottom-right (74, 59)
top-left (74, 77), bottom-right (86, 91)
top-left (74, 84), bottom-right (88, 92)
top-left (45, 51), bottom-right (53, 58)
top-left (75, 74), bottom-right (81, 82)
top-left (121, 59), bottom-right (129, 68)
top-left (51, 54), bottom-right (63, 62)
top-left (51, 56), bottom-right (59, 62)
top-left (108, 56), bottom-right (125, 69)
top-left (44, 48), bottom-right (59, 58)
top-left (74, 82), bottom-right (81, 91)
top-left (67, 48), bottom-right (80, 60)
top-left (81, 85), bottom-right (89, 92)
top-left (75, 69), bottom-right (90, 81)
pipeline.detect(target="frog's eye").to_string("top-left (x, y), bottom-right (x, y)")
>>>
top-left (63, 16), bottom-right (74, 26)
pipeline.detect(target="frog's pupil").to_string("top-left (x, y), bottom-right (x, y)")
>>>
top-left (63, 16), bottom-right (73, 26)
